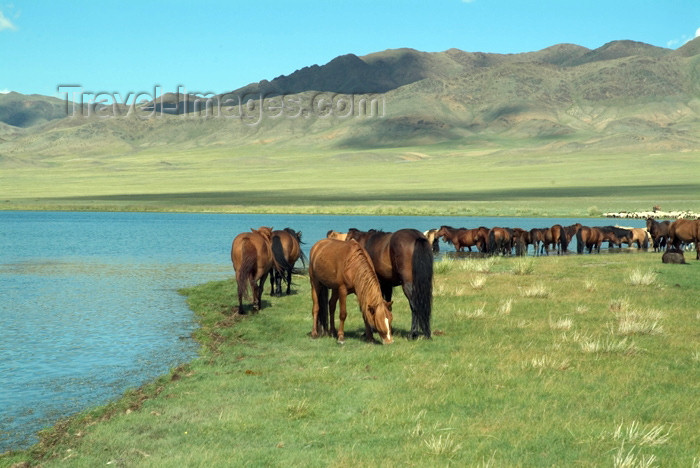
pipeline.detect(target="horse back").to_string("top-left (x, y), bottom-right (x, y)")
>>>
top-left (309, 238), bottom-right (355, 290)
top-left (388, 229), bottom-right (428, 280)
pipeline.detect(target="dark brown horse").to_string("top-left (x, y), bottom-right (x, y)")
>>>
top-left (308, 238), bottom-right (393, 344)
top-left (549, 224), bottom-right (569, 254)
top-left (529, 228), bottom-right (548, 256)
top-left (576, 226), bottom-right (620, 254)
top-left (599, 226), bottom-right (632, 249)
top-left (270, 228), bottom-right (307, 296)
top-left (436, 225), bottom-right (483, 252)
top-left (511, 228), bottom-right (530, 256)
top-left (668, 219), bottom-right (700, 260)
top-left (346, 228), bottom-right (433, 339)
top-left (231, 226), bottom-right (279, 313)
top-left (488, 227), bottom-right (513, 255)
top-left (646, 218), bottom-right (670, 252)
top-left (563, 223), bottom-right (582, 252)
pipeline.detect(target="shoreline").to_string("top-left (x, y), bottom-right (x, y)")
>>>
top-left (604, 210), bottom-right (700, 219)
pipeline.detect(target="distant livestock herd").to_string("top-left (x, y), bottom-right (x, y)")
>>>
top-left (424, 218), bottom-right (699, 259)
top-left (229, 218), bottom-right (698, 343)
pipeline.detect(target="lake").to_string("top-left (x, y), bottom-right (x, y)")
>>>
top-left (0, 211), bottom-right (646, 452)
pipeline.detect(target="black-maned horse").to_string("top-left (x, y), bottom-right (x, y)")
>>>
top-left (270, 228), bottom-right (307, 296)
top-left (646, 218), bottom-right (670, 252)
top-left (346, 228), bottom-right (433, 339)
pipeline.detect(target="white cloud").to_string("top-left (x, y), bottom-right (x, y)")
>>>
top-left (0, 89), bottom-right (11, 94)
top-left (0, 10), bottom-right (17, 31)
top-left (667, 28), bottom-right (700, 48)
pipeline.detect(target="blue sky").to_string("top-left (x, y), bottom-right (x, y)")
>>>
top-left (1, 0), bottom-right (698, 98)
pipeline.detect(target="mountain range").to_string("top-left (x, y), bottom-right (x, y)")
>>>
top-left (1, 38), bottom-right (700, 158)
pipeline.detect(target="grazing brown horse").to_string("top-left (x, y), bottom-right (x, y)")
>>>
top-left (488, 227), bottom-right (513, 255)
top-left (615, 226), bottom-right (650, 249)
top-left (308, 239), bottom-right (393, 344)
top-left (346, 228), bottom-right (433, 339)
top-left (668, 219), bottom-right (700, 260)
top-left (270, 228), bottom-right (307, 296)
top-left (576, 226), bottom-right (620, 254)
top-left (646, 218), bottom-right (670, 252)
top-left (231, 226), bottom-right (279, 313)
top-left (599, 226), bottom-right (633, 249)
top-left (436, 225), bottom-right (483, 252)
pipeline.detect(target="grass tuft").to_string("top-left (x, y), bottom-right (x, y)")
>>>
top-left (512, 258), bottom-right (535, 275)
top-left (521, 283), bottom-right (550, 298)
top-left (459, 257), bottom-right (497, 273)
top-left (470, 275), bottom-right (487, 290)
top-left (497, 298), bottom-right (513, 316)
top-left (627, 268), bottom-right (657, 286)
top-left (615, 309), bottom-right (664, 336)
top-left (611, 421), bottom-right (672, 447)
top-left (423, 433), bottom-right (462, 456)
top-left (612, 444), bottom-right (657, 468)
top-left (550, 317), bottom-right (573, 331)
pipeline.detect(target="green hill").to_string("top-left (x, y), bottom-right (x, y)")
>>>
top-left (0, 92), bottom-right (68, 128)
top-left (1, 38), bottom-right (699, 214)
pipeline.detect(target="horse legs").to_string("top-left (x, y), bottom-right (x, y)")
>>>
top-left (285, 268), bottom-right (292, 295)
top-left (237, 281), bottom-right (245, 314)
top-left (328, 289), bottom-right (339, 338)
top-left (252, 275), bottom-right (262, 312)
top-left (269, 271), bottom-right (276, 296)
top-left (310, 284), bottom-right (320, 338)
top-left (335, 287), bottom-right (348, 344)
top-left (401, 282), bottom-right (421, 339)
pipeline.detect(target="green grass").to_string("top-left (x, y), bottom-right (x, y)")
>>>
top-left (2, 144), bottom-right (699, 216)
top-left (3, 253), bottom-right (698, 467)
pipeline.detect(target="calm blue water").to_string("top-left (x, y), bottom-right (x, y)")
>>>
top-left (0, 211), bottom-right (645, 452)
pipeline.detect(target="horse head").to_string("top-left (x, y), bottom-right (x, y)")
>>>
top-left (435, 226), bottom-right (453, 241)
top-left (367, 300), bottom-right (393, 344)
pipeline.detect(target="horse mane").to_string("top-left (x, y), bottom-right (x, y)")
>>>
top-left (284, 227), bottom-right (303, 243)
top-left (253, 226), bottom-right (273, 241)
top-left (344, 241), bottom-right (383, 315)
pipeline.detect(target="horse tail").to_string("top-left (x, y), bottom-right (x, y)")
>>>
top-left (488, 229), bottom-right (496, 254)
top-left (316, 284), bottom-right (329, 334)
top-left (560, 230), bottom-right (569, 253)
top-left (297, 248), bottom-right (308, 270)
top-left (236, 238), bottom-right (257, 299)
top-left (271, 235), bottom-right (296, 295)
top-left (576, 229), bottom-right (584, 254)
top-left (272, 234), bottom-right (293, 272)
top-left (411, 237), bottom-right (433, 338)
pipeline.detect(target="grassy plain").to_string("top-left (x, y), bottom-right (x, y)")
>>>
top-left (3, 252), bottom-right (698, 467)
top-left (2, 143), bottom-right (699, 216)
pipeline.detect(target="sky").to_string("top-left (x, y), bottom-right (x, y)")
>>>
top-left (0, 0), bottom-right (698, 98)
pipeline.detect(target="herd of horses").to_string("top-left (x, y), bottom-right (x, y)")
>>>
top-left (230, 218), bottom-right (699, 345)
top-left (425, 218), bottom-right (699, 258)
top-left (230, 226), bottom-right (433, 344)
